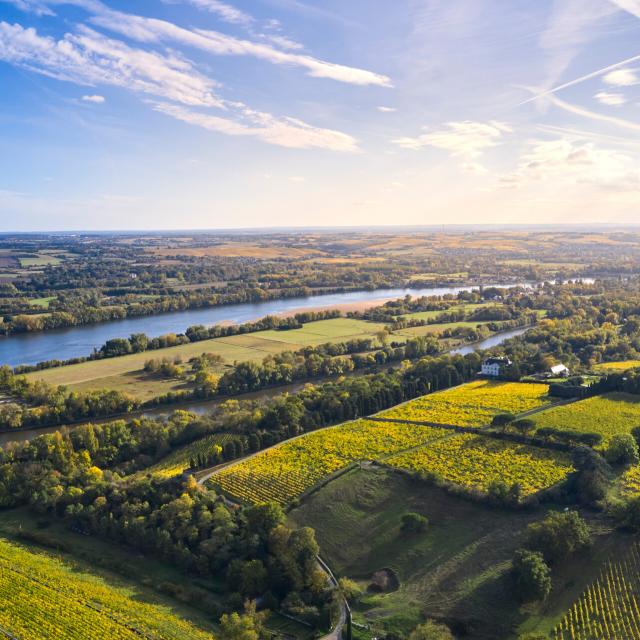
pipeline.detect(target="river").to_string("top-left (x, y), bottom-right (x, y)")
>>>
top-left (0, 282), bottom-right (533, 368)
top-left (0, 325), bottom-right (530, 447)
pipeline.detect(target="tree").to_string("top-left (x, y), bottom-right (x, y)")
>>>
top-left (337, 577), bottom-right (363, 603)
top-left (408, 620), bottom-right (455, 640)
top-left (512, 549), bottom-right (551, 602)
top-left (525, 511), bottom-right (591, 565)
top-left (512, 418), bottom-right (535, 436)
top-left (606, 433), bottom-right (639, 465)
top-left (219, 601), bottom-right (267, 640)
top-left (491, 413), bottom-right (515, 431)
top-left (401, 512), bottom-right (429, 534)
top-left (569, 446), bottom-right (611, 505)
top-left (246, 502), bottom-right (285, 539)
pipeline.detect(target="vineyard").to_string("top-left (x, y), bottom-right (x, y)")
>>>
top-left (378, 381), bottom-right (553, 426)
top-left (385, 434), bottom-right (572, 496)
top-left (210, 420), bottom-right (449, 504)
top-left (594, 360), bottom-right (640, 372)
top-left (0, 537), bottom-right (216, 639)
top-left (553, 542), bottom-right (640, 639)
top-left (132, 433), bottom-right (241, 479)
top-left (532, 393), bottom-right (640, 447)
top-left (621, 464), bottom-right (640, 497)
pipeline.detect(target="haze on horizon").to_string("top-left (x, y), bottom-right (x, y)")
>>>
top-left (2, 0), bottom-right (640, 231)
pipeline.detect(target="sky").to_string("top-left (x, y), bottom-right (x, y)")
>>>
top-left (2, 0), bottom-right (640, 230)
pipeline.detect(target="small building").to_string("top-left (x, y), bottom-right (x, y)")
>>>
top-left (550, 364), bottom-right (570, 377)
top-left (481, 356), bottom-right (512, 377)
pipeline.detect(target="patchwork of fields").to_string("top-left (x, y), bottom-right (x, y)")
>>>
top-left (0, 537), bottom-right (216, 639)
top-left (210, 381), bottom-right (569, 506)
top-left (553, 542), bottom-right (640, 640)
top-left (25, 317), bottom-right (387, 398)
top-left (211, 420), bottom-right (450, 505)
top-left (378, 380), bottom-right (553, 426)
top-left (532, 393), bottom-right (640, 447)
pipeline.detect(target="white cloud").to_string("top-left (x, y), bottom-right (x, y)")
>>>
top-left (82, 93), bottom-right (105, 103)
top-left (501, 137), bottom-right (640, 190)
top-left (0, 22), bottom-right (223, 107)
top-left (179, 0), bottom-right (253, 26)
top-left (392, 121), bottom-right (511, 159)
top-left (609, 0), bottom-right (640, 18)
top-left (595, 91), bottom-right (625, 105)
top-left (153, 102), bottom-right (359, 152)
top-left (547, 93), bottom-right (640, 132)
top-left (0, 0), bottom-right (55, 15)
top-left (262, 34), bottom-right (303, 51)
top-left (603, 67), bottom-right (638, 86)
top-left (31, 0), bottom-right (391, 87)
top-left (377, 106), bottom-right (396, 113)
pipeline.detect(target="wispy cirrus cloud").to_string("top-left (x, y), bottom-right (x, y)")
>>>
top-left (10, 0), bottom-right (391, 87)
top-left (0, 0), bottom-right (54, 15)
top-left (393, 121), bottom-right (511, 159)
top-left (175, 0), bottom-right (253, 26)
top-left (153, 102), bottom-right (359, 152)
top-left (0, 21), bottom-right (223, 106)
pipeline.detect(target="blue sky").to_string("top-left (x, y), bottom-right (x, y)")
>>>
top-left (2, 0), bottom-right (640, 230)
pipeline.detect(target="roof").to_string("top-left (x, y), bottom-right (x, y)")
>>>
top-left (483, 357), bottom-right (511, 366)
top-left (550, 364), bottom-right (569, 374)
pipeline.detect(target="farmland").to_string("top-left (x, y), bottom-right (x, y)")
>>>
top-left (595, 360), bottom-right (640, 372)
top-left (552, 542), bottom-right (640, 640)
top-left (532, 393), bottom-right (640, 447)
top-left (24, 317), bottom-right (388, 399)
top-left (210, 420), bottom-right (450, 505)
top-left (378, 380), bottom-right (553, 426)
top-left (386, 433), bottom-right (573, 496)
top-left (131, 433), bottom-right (240, 479)
top-left (0, 537), bottom-right (216, 640)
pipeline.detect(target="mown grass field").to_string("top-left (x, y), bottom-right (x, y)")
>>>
top-left (386, 433), bottom-right (573, 496)
top-left (378, 380), bottom-right (553, 426)
top-left (394, 320), bottom-right (492, 338)
top-left (25, 317), bottom-right (387, 399)
top-left (0, 536), bottom-right (217, 639)
top-left (532, 392), bottom-right (640, 447)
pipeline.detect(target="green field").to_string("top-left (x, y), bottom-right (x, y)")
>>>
top-left (28, 296), bottom-right (57, 309)
top-left (532, 393), bottom-right (640, 447)
top-left (399, 302), bottom-right (493, 321)
top-left (19, 255), bottom-right (62, 267)
top-left (395, 320), bottom-right (492, 338)
top-left (0, 535), bottom-right (217, 639)
top-left (25, 317), bottom-right (387, 399)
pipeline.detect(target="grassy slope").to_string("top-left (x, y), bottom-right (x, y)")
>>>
top-left (24, 317), bottom-right (386, 397)
top-left (289, 466), bottom-right (628, 640)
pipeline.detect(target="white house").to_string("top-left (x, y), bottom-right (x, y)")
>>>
top-left (550, 364), bottom-right (570, 377)
top-left (481, 357), bottom-right (512, 377)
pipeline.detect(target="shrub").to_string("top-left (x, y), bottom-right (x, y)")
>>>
top-left (606, 433), bottom-right (640, 465)
top-left (408, 620), bottom-right (455, 640)
top-left (525, 510), bottom-right (591, 565)
top-left (512, 549), bottom-right (552, 602)
top-left (401, 512), bottom-right (429, 534)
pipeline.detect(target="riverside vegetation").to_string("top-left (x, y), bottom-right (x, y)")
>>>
top-left (5, 244), bottom-right (640, 638)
